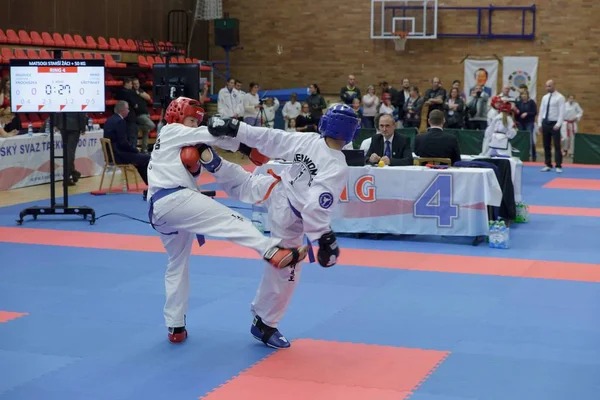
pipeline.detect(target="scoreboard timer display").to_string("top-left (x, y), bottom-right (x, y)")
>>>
top-left (9, 59), bottom-right (106, 113)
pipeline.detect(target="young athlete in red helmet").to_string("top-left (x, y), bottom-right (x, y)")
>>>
top-left (147, 96), bottom-right (308, 344)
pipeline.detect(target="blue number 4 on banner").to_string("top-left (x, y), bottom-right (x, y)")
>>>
top-left (414, 174), bottom-right (459, 227)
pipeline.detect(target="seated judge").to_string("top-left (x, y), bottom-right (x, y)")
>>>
top-left (414, 109), bottom-right (461, 165)
top-left (103, 100), bottom-right (150, 195)
top-left (366, 114), bottom-right (413, 166)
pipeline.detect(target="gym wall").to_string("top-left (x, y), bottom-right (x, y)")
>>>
top-left (208, 0), bottom-right (599, 133)
top-left (0, 0), bottom-right (194, 45)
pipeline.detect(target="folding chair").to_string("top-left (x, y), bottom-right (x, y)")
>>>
top-left (99, 138), bottom-right (139, 193)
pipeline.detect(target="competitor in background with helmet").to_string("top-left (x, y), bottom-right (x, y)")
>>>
top-left (147, 97), bottom-right (308, 344)
top-left (197, 103), bottom-right (361, 349)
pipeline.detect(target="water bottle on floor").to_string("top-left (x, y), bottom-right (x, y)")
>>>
top-left (27, 122), bottom-right (33, 136)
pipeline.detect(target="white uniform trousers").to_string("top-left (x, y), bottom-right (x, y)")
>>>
top-left (151, 188), bottom-right (281, 328)
top-left (213, 161), bottom-right (305, 328)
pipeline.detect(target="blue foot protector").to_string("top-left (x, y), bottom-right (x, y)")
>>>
top-left (250, 316), bottom-right (291, 349)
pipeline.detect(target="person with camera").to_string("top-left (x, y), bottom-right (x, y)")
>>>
top-left (466, 85), bottom-right (489, 130)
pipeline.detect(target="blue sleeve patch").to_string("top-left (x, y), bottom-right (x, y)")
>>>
top-left (318, 192), bottom-right (334, 209)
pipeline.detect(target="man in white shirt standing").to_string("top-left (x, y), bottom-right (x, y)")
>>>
top-left (537, 80), bottom-right (565, 172)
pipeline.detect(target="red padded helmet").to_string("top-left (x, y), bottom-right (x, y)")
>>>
top-left (498, 102), bottom-right (513, 114)
top-left (490, 95), bottom-right (503, 110)
top-left (165, 97), bottom-right (205, 124)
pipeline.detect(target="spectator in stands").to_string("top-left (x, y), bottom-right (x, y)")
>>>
top-left (424, 77), bottom-right (447, 120)
top-left (444, 87), bottom-right (466, 129)
top-left (538, 79), bottom-right (566, 172)
top-left (262, 96), bottom-right (280, 128)
top-left (0, 110), bottom-right (18, 137)
top-left (403, 86), bottom-right (424, 129)
top-left (561, 94), bottom-right (584, 158)
top-left (306, 84), bottom-right (327, 124)
top-left (285, 117), bottom-right (297, 132)
top-left (397, 78), bottom-right (411, 126)
top-left (376, 93), bottom-right (397, 127)
top-left (115, 77), bottom-right (139, 147)
top-left (466, 85), bottom-right (489, 130)
top-left (132, 78), bottom-right (156, 153)
top-left (242, 82), bottom-right (261, 126)
top-left (103, 100), bottom-right (150, 195)
top-left (361, 85), bottom-right (379, 128)
top-left (0, 78), bottom-right (20, 133)
top-left (295, 103), bottom-right (317, 132)
top-left (53, 112), bottom-right (86, 185)
top-left (340, 74), bottom-right (361, 105)
top-left (414, 110), bottom-right (461, 166)
top-left (282, 92), bottom-right (301, 130)
top-left (235, 79), bottom-right (245, 95)
top-left (516, 89), bottom-right (538, 161)
top-left (351, 98), bottom-right (363, 121)
top-left (452, 80), bottom-right (467, 101)
top-left (217, 78), bottom-right (242, 119)
top-left (379, 81), bottom-right (400, 110)
top-left (366, 114), bottom-right (413, 166)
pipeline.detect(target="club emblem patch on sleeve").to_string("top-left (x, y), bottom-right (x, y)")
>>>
top-left (319, 192), bottom-right (334, 209)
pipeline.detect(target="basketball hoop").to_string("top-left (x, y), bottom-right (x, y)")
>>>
top-left (393, 31), bottom-right (409, 52)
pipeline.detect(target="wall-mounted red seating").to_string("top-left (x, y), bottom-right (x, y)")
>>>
top-left (73, 34), bottom-right (87, 49)
top-left (52, 33), bottom-right (66, 47)
top-left (0, 30), bottom-right (7, 44)
top-left (29, 31), bottom-right (44, 46)
top-left (26, 49), bottom-right (39, 59)
top-left (62, 34), bottom-right (77, 48)
top-left (41, 32), bottom-right (55, 46)
top-left (6, 29), bottom-right (19, 44)
top-left (97, 36), bottom-right (109, 50)
top-left (85, 35), bottom-right (98, 49)
top-left (108, 37), bottom-right (120, 51)
top-left (18, 30), bottom-right (32, 45)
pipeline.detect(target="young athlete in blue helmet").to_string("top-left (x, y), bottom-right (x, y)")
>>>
top-left (197, 103), bottom-right (360, 349)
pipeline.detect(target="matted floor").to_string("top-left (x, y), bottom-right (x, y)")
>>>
top-left (1, 161), bottom-right (599, 400)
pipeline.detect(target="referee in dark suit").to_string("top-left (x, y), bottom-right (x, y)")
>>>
top-left (414, 110), bottom-right (461, 165)
top-left (537, 79), bottom-right (566, 173)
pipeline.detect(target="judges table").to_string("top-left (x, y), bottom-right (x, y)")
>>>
top-left (0, 130), bottom-right (105, 191)
top-left (252, 162), bottom-right (503, 237)
top-left (460, 154), bottom-right (523, 203)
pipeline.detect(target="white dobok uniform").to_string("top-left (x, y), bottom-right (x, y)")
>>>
top-left (484, 114), bottom-right (517, 157)
top-left (147, 123), bottom-right (281, 328)
top-left (211, 123), bottom-right (348, 328)
top-left (561, 101), bottom-right (584, 156)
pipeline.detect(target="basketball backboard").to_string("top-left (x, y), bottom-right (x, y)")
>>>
top-left (370, 0), bottom-right (438, 40)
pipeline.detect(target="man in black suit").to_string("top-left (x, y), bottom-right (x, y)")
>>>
top-left (414, 109), bottom-right (461, 165)
top-left (115, 77), bottom-right (139, 147)
top-left (366, 114), bottom-right (413, 166)
top-left (103, 100), bottom-right (150, 194)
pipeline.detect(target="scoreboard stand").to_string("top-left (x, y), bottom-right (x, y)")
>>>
top-left (12, 51), bottom-right (104, 226)
top-left (16, 114), bottom-right (97, 225)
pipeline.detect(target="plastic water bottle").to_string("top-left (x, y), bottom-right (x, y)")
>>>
top-left (27, 122), bottom-right (33, 136)
top-left (44, 118), bottom-right (50, 134)
top-left (88, 118), bottom-right (94, 132)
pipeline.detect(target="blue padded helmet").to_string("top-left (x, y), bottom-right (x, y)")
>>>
top-left (318, 103), bottom-right (361, 145)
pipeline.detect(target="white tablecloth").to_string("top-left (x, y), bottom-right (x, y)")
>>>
top-left (460, 155), bottom-right (523, 203)
top-left (0, 130), bottom-right (105, 191)
top-left (252, 162), bottom-right (502, 237)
